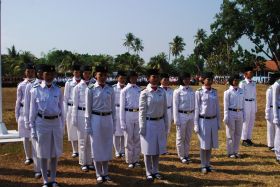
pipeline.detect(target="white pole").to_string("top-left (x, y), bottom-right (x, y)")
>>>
top-left (0, 0), bottom-right (8, 134)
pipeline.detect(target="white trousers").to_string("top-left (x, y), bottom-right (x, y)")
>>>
top-left (226, 113), bottom-right (243, 155)
top-left (113, 135), bottom-right (125, 155)
top-left (94, 161), bottom-right (108, 178)
top-left (241, 101), bottom-right (256, 140)
top-left (176, 118), bottom-right (193, 158)
top-left (267, 120), bottom-right (275, 147)
top-left (144, 155), bottom-right (159, 176)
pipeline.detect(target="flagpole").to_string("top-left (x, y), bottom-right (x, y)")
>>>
top-left (0, 0), bottom-right (8, 134)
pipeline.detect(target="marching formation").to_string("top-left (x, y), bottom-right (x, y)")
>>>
top-left (14, 63), bottom-right (280, 187)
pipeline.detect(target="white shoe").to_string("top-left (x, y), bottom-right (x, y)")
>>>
top-left (81, 165), bottom-right (89, 172)
top-left (181, 158), bottom-right (187, 164)
top-left (71, 152), bottom-right (79, 158)
top-left (96, 176), bottom-right (103, 183)
top-left (134, 162), bottom-right (141, 167)
top-left (128, 163), bottom-right (134, 168)
top-left (201, 167), bottom-right (208, 174)
top-left (115, 153), bottom-right (121, 158)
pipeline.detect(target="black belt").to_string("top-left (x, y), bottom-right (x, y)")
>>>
top-left (68, 103), bottom-right (73, 106)
top-left (115, 104), bottom-right (120, 107)
top-left (78, 106), bottom-right (86, 111)
top-left (20, 103), bottom-right (24, 107)
top-left (167, 106), bottom-right (172, 109)
top-left (270, 106), bottom-right (273, 108)
top-left (179, 110), bottom-right (194, 114)
top-left (146, 116), bottom-right (164, 121)
top-left (125, 108), bottom-right (139, 112)
top-left (245, 99), bottom-right (255, 101)
top-left (229, 108), bottom-right (243, 112)
top-left (92, 111), bottom-right (112, 116)
top-left (38, 113), bottom-right (61, 120)
top-left (199, 115), bottom-right (216, 119)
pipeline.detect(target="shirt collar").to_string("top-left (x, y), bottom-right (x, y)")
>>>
top-left (245, 78), bottom-right (252, 84)
top-left (229, 86), bottom-right (238, 91)
top-left (179, 85), bottom-right (189, 90)
top-left (147, 83), bottom-right (159, 92)
top-left (94, 82), bottom-right (107, 88)
top-left (41, 81), bottom-right (54, 89)
top-left (202, 86), bottom-right (212, 92)
top-left (117, 82), bottom-right (126, 89)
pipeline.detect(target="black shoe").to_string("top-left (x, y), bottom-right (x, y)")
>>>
top-left (81, 165), bottom-right (89, 172)
top-left (134, 162), bottom-right (141, 168)
top-left (42, 182), bottom-right (53, 187)
top-left (247, 139), bottom-right (254, 146)
top-left (34, 172), bottom-right (42, 179)
top-left (71, 152), bottom-right (79, 158)
top-left (206, 166), bottom-right (214, 172)
top-left (24, 158), bottom-right (33, 165)
top-left (153, 173), bottom-right (163, 180)
top-left (88, 165), bottom-right (95, 170)
top-left (120, 153), bottom-right (125, 158)
top-left (276, 159), bottom-right (280, 164)
top-left (268, 147), bottom-right (275, 152)
top-left (51, 182), bottom-right (61, 187)
top-left (242, 140), bottom-right (249, 147)
top-left (103, 175), bottom-right (112, 181)
top-left (146, 175), bottom-right (154, 182)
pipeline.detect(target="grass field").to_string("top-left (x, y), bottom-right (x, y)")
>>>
top-left (1, 84), bottom-right (280, 187)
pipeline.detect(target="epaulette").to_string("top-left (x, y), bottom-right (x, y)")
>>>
top-left (88, 83), bottom-right (95, 89)
top-left (112, 84), bottom-right (117, 87)
top-left (197, 88), bottom-right (202, 91)
top-left (32, 82), bottom-right (40, 88)
top-left (141, 87), bottom-right (146, 91)
top-left (212, 88), bottom-right (217, 90)
top-left (66, 79), bottom-right (72, 82)
top-left (277, 79), bottom-right (280, 84)
top-left (241, 80), bottom-right (246, 83)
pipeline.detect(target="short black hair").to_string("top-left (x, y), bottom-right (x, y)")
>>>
top-left (228, 74), bottom-right (241, 86)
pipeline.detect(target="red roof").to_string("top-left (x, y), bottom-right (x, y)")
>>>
top-left (264, 60), bottom-right (279, 72)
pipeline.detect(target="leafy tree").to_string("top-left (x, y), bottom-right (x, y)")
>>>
top-left (114, 52), bottom-right (144, 72)
top-left (169, 36), bottom-right (186, 59)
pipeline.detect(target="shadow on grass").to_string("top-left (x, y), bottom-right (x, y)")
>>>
top-left (0, 179), bottom-right (39, 187)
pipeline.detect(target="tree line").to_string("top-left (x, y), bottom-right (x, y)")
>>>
top-left (2, 0), bottom-right (277, 77)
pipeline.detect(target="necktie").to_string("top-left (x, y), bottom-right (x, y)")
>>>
top-left (164, 87), bottom-right (168, 91)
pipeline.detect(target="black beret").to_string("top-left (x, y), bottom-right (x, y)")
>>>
top-left (117, 70), bottom-right (127, 77)
top-left (80, 65), bottom-right (92, 72)
top-left (42, 65), bottom-right (55, 73)
top-left (127, 70), bottom-right (138, 77)
top-left (243, 66), bottom-right (254, 73)
top-left (228, 74), bottom-right (241, 86)
top-left (160, 73), bottom-right (169, 79)
top-left (72, 64), bottom-right (81, 71)
top-left (25, 63), bottom-right (35, 70)
top-left (201, 71), bottom-right (214, 79)
top-left (146, 69), bottom-right (159, 76)
top-left (35, 64), bottom-right (46, 71)
top-left (179, 72), bottom-right (191, 79)
top-left (94, 65), bottom-right (108, 73)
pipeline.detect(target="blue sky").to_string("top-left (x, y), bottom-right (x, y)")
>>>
top-left (2, 0), bottom-right (225, 62)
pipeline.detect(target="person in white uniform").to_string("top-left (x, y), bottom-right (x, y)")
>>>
top-left (160, 73), bottom-right (173, 138)
top-left (265, 73), bottom-right (280, 151)
top-left (71, 65), bottom-right (95, 172)
top-left (24, 64), bottom-right (46, 179)
top-left (139, 69), bottom-right (168, 181)
top-left (113, 70), bottom-right (127, 158)
top-left (173, 72), bottom-right (195, 164)
top-left (64, 65), bottom-right (81, 158)
top-left (272, 74), bottom-right (280, 164)
top-left (120, 70), bottom-right (141, 168)
top-left (223, 74), bottom-right (245, 158)
top-left (194, 72), bottom-right (220, 174)
top-left (239, 66), bottom-right (257, 147)
top-left (15, 63), bottom-right (35, 165)
top-left (85, 65), bottom-right (116, 183)
top-left (29, 65), bottom-right (64, 187)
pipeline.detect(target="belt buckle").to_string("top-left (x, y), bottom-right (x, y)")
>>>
top-left (236, 109), bottom-right (240, 112)
top-left (133, 109), bottom-right (138, 112)
top-left (101, 112), bottom-right (105, 116)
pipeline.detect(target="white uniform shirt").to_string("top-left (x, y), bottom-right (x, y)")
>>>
top-left (15, 79), bottom-right (30, 121)
top-left (29, 81), bottom-right (64, 128)
top-left (64, 77), bottom-right (80, 114)
top-left (72, 79), bottom-right (90, 119)
top-left (85, 82), bottom-right (116, 130)
top-left (239, 78), bottom-right (257, 110)
top-left (194, 86), bottom-right (220, 127)
top-left (24, 78), bottom-right (43, 126)
top-left (223, 86), bottom-right (245, 121)
top-left (160, 85), bottom-right (173, 108)
top-left (272, 80), bottom-right (280, 124)
top-left (139, 84), bottom-right (168, 130)
top-left (120, 83), bottom-right (141, 128)
top-left (173, 85), bottom-right (195, 125)
top-left (113, 82), bottom-right (125, 107)
top-left (265, 86), bottom-right (273, 120)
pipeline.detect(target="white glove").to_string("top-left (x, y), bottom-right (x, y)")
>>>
top-left (139, 127), bottom-right (146, 136)
top-left (194, 124), bottom-right (199, 133)
top-left (31, 128), bottom-right (38, 141)
top-left (24, 122), bottom-right (31, 130)
top-left (223, 117), bottom-right (229, 125)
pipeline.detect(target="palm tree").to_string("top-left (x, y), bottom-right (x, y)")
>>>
top-left (169, 36), bottom-right (186, 59)
top-left (132, 38), bottom-right (144, 54)
top-left (123, 33), bottom-right (135, 53)
top-left (7, 45), bottom-right (19, 58)
top-left (194, 29), bottom-right (207, 45)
